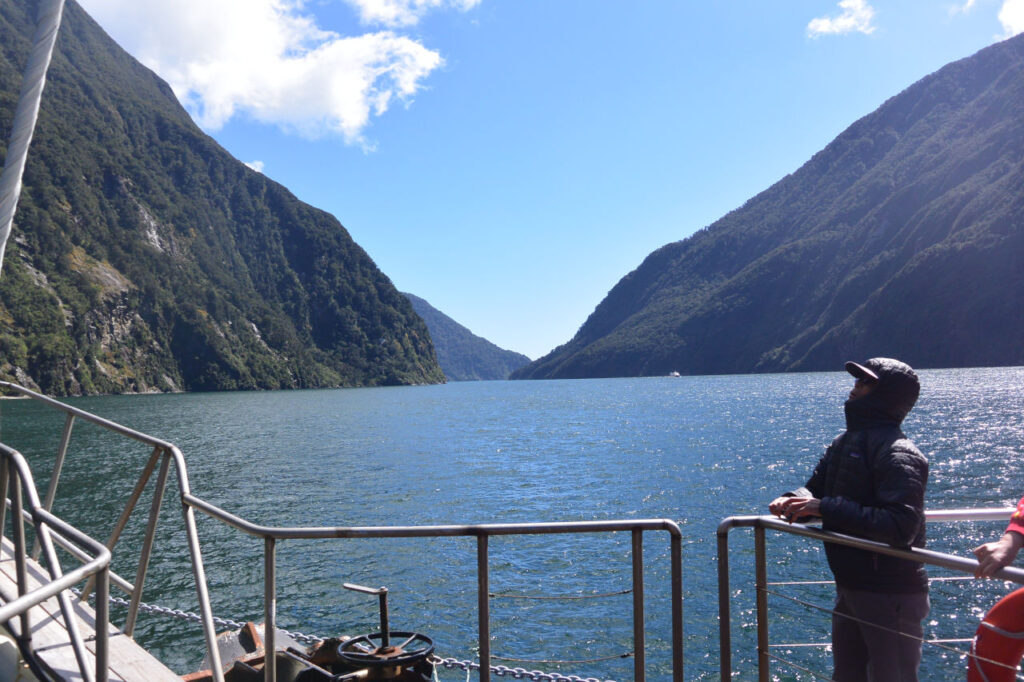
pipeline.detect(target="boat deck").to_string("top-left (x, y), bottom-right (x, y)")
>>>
top-left (0, 537), bottom-right (181, 681)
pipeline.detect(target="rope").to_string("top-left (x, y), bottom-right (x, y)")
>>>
top-left (761, 585), bottom-right (979, 662)
top-left (490, 589), bottom-right (630, 600)
top-left (966, 620), bottom-right (1024, 677)
top-left (762, 583), bottom-right (1024, 678)
top-left (762, 649), bottom-right (834, 681)
top-left (768, 575), bottom-right (978, 587)
top-left (977, 621), bottom-right (1024, 640)
top-left (0, 0), bottom-right (66, 276)
top-left (966, 645), bottom-right (1023, 676)
top-left (766, 580), bottom-right (834, 586)
top-left (491, 652), bottom-right (631, 664)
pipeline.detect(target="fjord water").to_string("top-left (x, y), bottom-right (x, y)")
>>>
top-left (1, 368), bottom-right (1022, 680)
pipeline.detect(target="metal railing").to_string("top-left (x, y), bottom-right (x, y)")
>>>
top-left (0, 381), bottom-right (684, 682)
top-left (717, 510), bottom-right (1024, 681)
top-left (10, 379), bottom-right (1024, 681)
top-left (0, 441), bottom-right (112, 682)
top-left (0, 381), bottom-right (226, 681)
top-left (185, 494), bottom-right (685, 682)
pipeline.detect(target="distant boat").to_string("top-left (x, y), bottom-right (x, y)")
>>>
top-left (669, 371), bottom-right (681, 377)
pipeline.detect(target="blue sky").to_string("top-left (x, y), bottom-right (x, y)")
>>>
top-left (76, 0), bottom-right (1023, 360)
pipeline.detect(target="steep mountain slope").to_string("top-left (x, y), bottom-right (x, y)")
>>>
top-left (514, 34), bottom-right (1024, 379)
top-left (0, 0), bottom-right (444, 394)
top-left (404, 293), bottom-right (530, 381)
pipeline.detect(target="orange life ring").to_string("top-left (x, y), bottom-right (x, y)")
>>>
top-left (968, 587), bottom-right (1024, 682)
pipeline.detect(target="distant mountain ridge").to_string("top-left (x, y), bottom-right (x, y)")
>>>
top-left (513, 33), bottom-right (1024, 380)
top-left (404, 293), bottom-right (530, 381)
top-left (0, 0), bottom-right (444, 395)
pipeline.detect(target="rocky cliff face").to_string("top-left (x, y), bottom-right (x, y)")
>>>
top-left (0, 0), bottom-right (444, 395)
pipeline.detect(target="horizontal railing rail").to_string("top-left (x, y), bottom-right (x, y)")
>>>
top-left (0, 441), bottom-right (112, 682)
top-left (717, 511), bottom-right (1024, 682)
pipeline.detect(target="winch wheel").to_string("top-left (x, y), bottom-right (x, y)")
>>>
top-left (337, 631), bottom-right (435, 668)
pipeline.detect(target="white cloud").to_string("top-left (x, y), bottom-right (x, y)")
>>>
top-left (245, 161), bottom-right (266, 173)
top-left (999, 0), bottom-right (1024, 36)
top-left (346, 0), bottom-right (481, 27)
top-left (76, 0), bottom-right (446, 145)
top-left (807, 0), bottom-right (877, 37)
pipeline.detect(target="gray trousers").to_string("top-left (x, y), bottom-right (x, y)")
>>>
top-left (831, 586), bottom-right (930, 682)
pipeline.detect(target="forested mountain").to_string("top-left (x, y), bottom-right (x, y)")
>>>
top-left (513, 34), bottom-right (1024, 380)
top-left (404, 293), bottom-right (529, 381)
top-left (0, 0), bottom-right (444, 395)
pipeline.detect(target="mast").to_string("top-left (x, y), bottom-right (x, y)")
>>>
top-left (0, 0), bottom-right (66, 277)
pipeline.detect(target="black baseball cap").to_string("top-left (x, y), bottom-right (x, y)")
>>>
top-left (845, 361), bottom-right (879, 382)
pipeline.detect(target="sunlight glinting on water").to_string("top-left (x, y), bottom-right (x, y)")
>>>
top-left (0, 366), bottom-right (1021, 680)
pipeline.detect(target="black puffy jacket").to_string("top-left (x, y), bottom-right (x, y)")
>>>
top-left (792, 358), bottom-right (929, 593)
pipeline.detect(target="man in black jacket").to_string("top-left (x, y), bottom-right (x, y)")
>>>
top-left (769, 358), bottom-right (928, 681)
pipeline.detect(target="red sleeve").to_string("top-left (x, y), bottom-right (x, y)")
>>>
top-left (1007, 496), bottom-right (1024, 536)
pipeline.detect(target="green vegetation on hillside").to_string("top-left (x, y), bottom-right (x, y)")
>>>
top-left (0, 0), bottom-right (444, 394)
top-left (404, 292), bottom-right (529, 381)
top-left (514, 34), bottom-right (1024, 379)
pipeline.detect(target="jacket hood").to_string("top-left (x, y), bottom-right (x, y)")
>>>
top-left (844, 357), bottom-right (920, 430)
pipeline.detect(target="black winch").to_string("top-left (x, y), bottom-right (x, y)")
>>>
top-left (186, 583), bottom-right (435, 682)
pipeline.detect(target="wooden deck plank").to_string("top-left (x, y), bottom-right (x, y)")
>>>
top-left (0, 538), bottom-right (182, 681)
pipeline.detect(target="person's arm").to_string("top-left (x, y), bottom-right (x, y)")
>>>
top-left (1007, 495), bottom-right (1024, 537)
top-left (817, 442), bottom-right (927, 546)
top-left (770, 492), bottom-right (819, 521)
top-left (974, 531), bottom-right (1024, 578)
top-left (769, 442), bottom-right (835, 522)
top-left (973, 496), bottom-right (1024, 578)
top-left (773, 495), bottom-right (821, 522)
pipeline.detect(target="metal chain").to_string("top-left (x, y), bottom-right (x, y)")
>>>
top-left (429, 655), bottom-right (614, 682)
top-left (71, 590), bottom-right (614, 682)
top-left (70, 588), bottom-right (325, 645)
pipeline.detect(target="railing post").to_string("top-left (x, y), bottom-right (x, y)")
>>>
top-left (631, 529), bottom-right (645, 682)
top-left (94, 565), bottom-right (109, 682)
top-left (175, 458), bottom-right (225, 682)
top-left (671, 530), bottom-right (683, 682)
top-left (36, 509), bottom-right (94, 681)
top-left (33, 413), bottom-right (73, 559)
top-left (265, 536), bottom-right (277, 682)
top-left (82, 446), bottom-right (161, 602)
top-left (717, 526), bottom-right (732, 682)
top-left (125, 450), bottom-right (171, 636)
top-left (755, 525), bottom-right (769, 682)
top-left (182, 510), bottom-right (224, 682)
top-left (10, 469), bottom-right (30, 648)
top-left (478, 534), bottom-right (490, 682)
top-left (0, 457), bottom-right (8, 541)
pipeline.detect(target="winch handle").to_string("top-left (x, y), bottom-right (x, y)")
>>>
top-left (343, 583), bottom-right (390, 648)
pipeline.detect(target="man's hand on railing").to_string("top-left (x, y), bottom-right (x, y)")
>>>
top-left (769, 496), bottom-right (821, 523)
